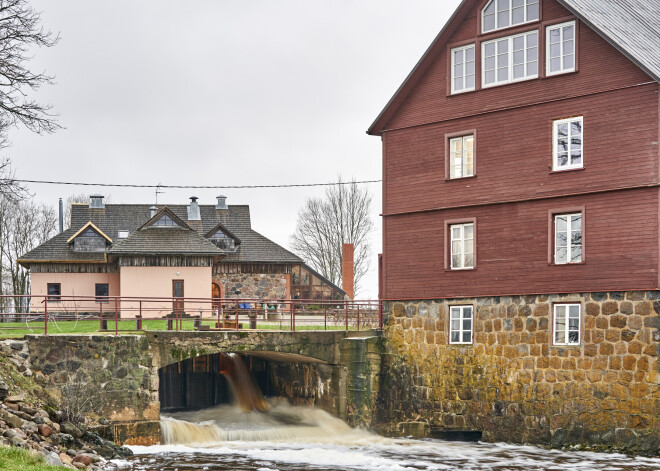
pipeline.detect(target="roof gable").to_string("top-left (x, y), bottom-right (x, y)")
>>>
top-left (139, 207), bottom-right (190, 231)
top-left (204, 222), bottom-right (242, 245)
top-left (367, 0), bottom-right (660, 135)
top-left (66, 222), bottom-right (113, 244)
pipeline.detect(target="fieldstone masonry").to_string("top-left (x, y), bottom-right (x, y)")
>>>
top-left (216, 273), bottom-right (288, 299)
top-left (378, 291), bottom-right (659, 454)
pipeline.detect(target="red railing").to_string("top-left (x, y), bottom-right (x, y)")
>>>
top-left (0, 295), bottom-right (383, 336)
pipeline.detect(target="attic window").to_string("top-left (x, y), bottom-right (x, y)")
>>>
top-left (482, 0), bottom-right (539, 34)
top-left (118, 230), bottom-right (129, 239)
top-left (209, 228), bottom-right (236, 251)
top-left (73, 228), bottom-right (107, 252)
top-left (152, 214), bottom-right (179, 227)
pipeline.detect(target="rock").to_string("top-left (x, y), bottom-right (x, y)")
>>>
top-left (5, 403), bottom-right (19, 411)
top-left (36, 409), bottom-right (50, 419)
top-left (60, 453), bottom-right (73, 464)
top-left (22, 420), bottom-right (38, 434)
top-left (43, 451), bottom-right (64, 467)
top-left (53, 432), bottom-right (75, 447)
top-left (20, 404), bottom-right (37, 416)
top-left (33, 416), bottom-right (44, 425)
top-left (10, 436), bottom-right (26, 447)
top-left (38, 424), bottom-right (53, 437)
top-left (23, 368), bottom-right (33, 377)
top-left (61, 422), bottom-right (83, 438)
top-left (52, 422), bottom-right (61, 433)
top-left (82, 431), bottom-right (104, 446)
top-left (66, 449), bottom-right (77, 457)
top-left (73, 453), bottom-right (94, 465)
top-left (95, 444), bottom-right (115, 459)
top-left (4, 412), bottom-right (24, 429)
top-left (5, 394), bottom-right (25, 403)
top-left (73, 462), bottom-right (86, 469)
top-left (10, 341), bottom-right (24, 351)
top-left (0, 381), bottom-right (8, 401)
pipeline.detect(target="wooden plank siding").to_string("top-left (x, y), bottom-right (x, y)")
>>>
top-left (379, 0), bottom-right (660, 300)
top-left (383, 188), bottom-right (659, 299)
top-left (383, 0), bottom-right (655, 133)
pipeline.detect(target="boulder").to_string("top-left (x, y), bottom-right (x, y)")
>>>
top-left (38, 424), bottom-right (53, 437)
top-left (51, 422), bottom-right (61, 433)
top-left (61, 422), bottom-right (83, 439)
top-left (73, 462), bottom-right (86, 470)
top-left (4, 412), bottom-right (24, 429)
top-left (0, 381), bottom-right (8, 401)
top-left (42, 451), bottom-right (64, 467)
top-left (5, 403), bottom-right (19, 411)
top-left (22, 420), bottom-right (38, 434)
top-left (73, 453), bottom-right (94, 465)
top-left (20, 404), bottom-right (37, 416)
top-left (10, 435), bottom-right (26, 447)
top-left (5, 394), bottom-right (25, 403)
top-left (59, 453), bottom-right (74, 464)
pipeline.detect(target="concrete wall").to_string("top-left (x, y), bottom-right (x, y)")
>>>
top-left (377, 291), bottom-right (660, 454)
top-left (30, 272), bottom-right (120, 313)
top-left (120, 266), bottom-right (212, 318)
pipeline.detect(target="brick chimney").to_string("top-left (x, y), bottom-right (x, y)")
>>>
top-left (342, 243), bottom-right (354, 300)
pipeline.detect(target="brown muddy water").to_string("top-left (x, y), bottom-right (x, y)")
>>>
top-left (106, 401), bottom-right (660, 471)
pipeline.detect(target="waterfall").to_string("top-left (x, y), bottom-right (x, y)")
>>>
top-left (218, 353), bottom-right (269, 413)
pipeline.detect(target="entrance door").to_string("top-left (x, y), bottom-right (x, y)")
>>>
top-left (212, 283), bottom-right (222, 315)
top-left (172, 280), bottom-right (184, 314)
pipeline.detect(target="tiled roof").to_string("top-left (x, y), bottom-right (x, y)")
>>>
top-left (558, 0), bottom-right (660, 82)
top-left (20, 203), bottom-right (302, 264)
top-left (107, 227), bottom-right (223, 256)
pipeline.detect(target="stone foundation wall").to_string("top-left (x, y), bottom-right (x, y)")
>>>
top-left (215, 273), bottom-right (288, 299)
top-left (24, 335), bottom-right (160, 426)
top-left (378, 291), bottom-right (659, 455)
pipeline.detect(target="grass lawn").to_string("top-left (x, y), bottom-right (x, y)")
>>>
top-left (0, 317), bottom-right (360, 338)
top-left (0, 446), bottom-right (70, 471)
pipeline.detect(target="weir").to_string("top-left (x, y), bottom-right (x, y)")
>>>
top-left (18, 331), bottom-right (382, 446)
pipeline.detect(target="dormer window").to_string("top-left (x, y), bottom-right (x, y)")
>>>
top-left (482, 0), bottom-right (539, 34)
top-left (152, 214), bottom-right (180, 227)
top-left (206, 225), bottom-right (240, 252)
top-left (74, 228), bottom-right (106, 252)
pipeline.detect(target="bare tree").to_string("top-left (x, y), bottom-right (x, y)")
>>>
top-left (0, 197), bottom-right (56, 312)
top-left (63, 193), bottom-right (88, 229)
top-left (290, 177), bottom-right (374, 297)
top-left (0, 0), bottom-right (60, 145)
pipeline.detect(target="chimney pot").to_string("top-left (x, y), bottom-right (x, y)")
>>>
top-left (150, 206), bottom-right (158, 218)
top-left (216, 195), bottom-right (228, 210)
top-left (187, 196), bottom-right (201, 220)
top-left (89, 195), bottom-right (105, 209)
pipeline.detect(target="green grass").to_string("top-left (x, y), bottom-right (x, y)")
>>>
top-left (0, 446), bottom-right (70, 471)
top-left (0, 318), bottom-right (362, 338)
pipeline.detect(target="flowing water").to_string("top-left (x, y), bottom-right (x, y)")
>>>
top-left (107, 354), bottom-right (660, 470)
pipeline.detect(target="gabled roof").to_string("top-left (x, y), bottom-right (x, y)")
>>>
top-left (66, 222), bottom-right (113, 244)
top-left (138, 206), bottom-right (190, 231)
top-left (204, 222), bottom-right (242, 245)
top-left (20, 203), bottom-right (303, 265)
top-left (367, 0), bottom-right (660, 135)
top-left (107, 227), bottom-right (224, 256)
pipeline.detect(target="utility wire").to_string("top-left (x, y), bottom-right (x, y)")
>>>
top-left (4, 178), bottom-right (382, 189)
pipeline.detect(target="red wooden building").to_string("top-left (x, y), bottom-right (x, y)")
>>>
top-left (368, 0), bottom-right (660, 450)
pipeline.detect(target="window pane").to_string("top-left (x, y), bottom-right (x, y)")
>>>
top-left (464, 254), bottom-right (474, 268)
top-left (451, 319), bottom-right (460, 330)
top-left (466, 75), bottom-right (475, 89)
top-left (527, 31), bottom-right (538, 47)
top-left (463, 319), bottom-right (471, 330)
top-left (556, 247), bottom-right (567, 263)
top-left (485, 56), bottom-right (496, 70)
top-left (498, 67), bottom-right (508, 81)
top-left (570, 152), bottom-right (582, 165)
top-left (498, 40), bottom-right (509, 54)
top-left (485, 42), bottom-right (496, 56)
top-left (464, 307), bottom-right (473, 318)
top-left (497, 11), bottom-right (510, 28)
top-left (462, 331), bottom-right (472, 343)
top-left (550, 43), bottom-right (561, 58)
top-left (528, 45), bottom-right (538, 61)
top-left (513, 50), bottom-right (525, 65)
top-left (571, 120), bottom-right (582, 135)
top-left (483, 15), bottom-right (495, 31)
top-left (451, 307), bottom-right (460, 318)
top-left (570, 246), bottom-right (582, 262)
top-left (466, 47), bottom-right (475, 62)
top-left (568, 331), bottom-right (579, 343)
top-left (454, 49), bottom-right (464, 65)
top-left (527, 61), bottom-right (537, 76)
top-left (571, 215), bottom-right (582, 231)
top-left (564, 24), bottom-right (574, 40)
top-left (513, 36), bottom-right (524, 51)
top-left (549, 28), bottom-right (561, 44)
top-left (555, 330), bottom-right (564, 343)
top-left (485, 70), bottom-right (495, 84)
top-left (512, 6), bottom-right (524, 24)
top-left (451, 332), bottom-right (460, 343)
top-left (464, 224), bottom-right (473, 239)
top-left (527, 2), bottom-right (539, 21)
top-left (556, 232), bottom-right (567, 247)
top-left (556, 216), bottom-right (567, 232)
top-left (563, 53), bottom-right (574, 70)
top-left (557, 123), bottom-right (568, 137)
top-left (452, 254), bottom-right (461, 268)
top-left (466, 60), bottom-right (475, 75)
top-left (513, 65), bottom-right (524, 79)
top-left (512, 0), bottom-right (524, 6)
top-left (568, 318), bottom-right (579, 330)
top-left (569, 305), bottom-right (580, 317)
top-left (452, 227), bottom-right (461, 239)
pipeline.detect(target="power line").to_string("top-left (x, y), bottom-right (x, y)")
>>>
top-left (4, 178), bottom-right (382, 189)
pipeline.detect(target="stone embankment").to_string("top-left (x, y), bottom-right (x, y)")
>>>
top-left (0, 340), bottom-right (132, 469)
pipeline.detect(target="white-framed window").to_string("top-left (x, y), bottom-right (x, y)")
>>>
top-left (449, 135), bottom-right (474, 178)
top-left (450, 223), bottom-right (474, 269)
top-left (451, 44), bottom-right (476, 94)
top-left (450, 305), bottom-right (473, 344)
top-left (118, 230), bottom-right (129, 239)
top-left (553, 116), bottom-right (583, 170)
top-left (553, 304), bottom-right (580, 345)
top-left (482, 30), bottom-right (538, 87)
top-left (547, 21), bottom-right (576, 75)
top-left (482, 0), bottom-right (540, 33)
top-left (554, 213), bottom-right (582, 264)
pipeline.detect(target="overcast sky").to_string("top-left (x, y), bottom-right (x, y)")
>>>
top-left (11, 0), bottom-right (461, 298)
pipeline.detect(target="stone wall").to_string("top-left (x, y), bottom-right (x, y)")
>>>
top-left (215, 273), bottom-right (288, 299)
top-left (378, 291), bottom-right (659, 455)
top-left (24, 335), bottom-right (160, 444)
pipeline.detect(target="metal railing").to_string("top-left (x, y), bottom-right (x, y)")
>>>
top-left (0, 295), bottom-right (383, 336)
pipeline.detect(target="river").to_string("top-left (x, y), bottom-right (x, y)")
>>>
top-left (106, 400), bottom-right (660, 471)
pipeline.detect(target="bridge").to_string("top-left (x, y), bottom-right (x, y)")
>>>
top-left (10, 329), bottom-right (383, 445)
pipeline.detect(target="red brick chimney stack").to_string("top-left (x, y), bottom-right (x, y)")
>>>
top-left (342, 243), bottom-right (354, 300)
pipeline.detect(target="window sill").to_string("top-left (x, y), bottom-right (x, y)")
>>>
top-left (445, 175), bottom-right (477, 182)
top-left (550, 166), bottom-right (584, 174)
top-left (445, 267), bottom-right (477, 272)
top-left (449, 342), bottom-right (474, 346)
top-left (549, 261), bottom-right (585, 266)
